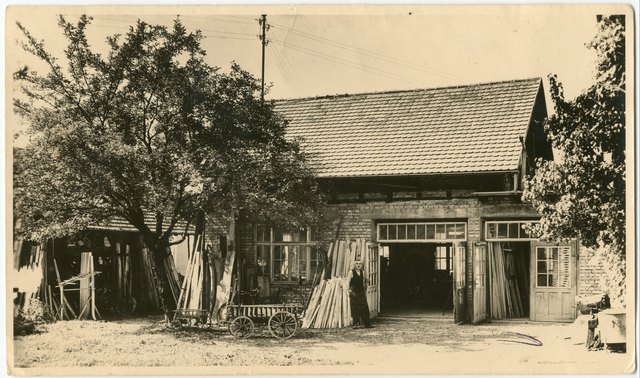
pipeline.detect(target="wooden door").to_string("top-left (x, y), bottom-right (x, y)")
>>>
top-left (364, 243), bottom-right (380, 318)
top-left (472, 243), bottom-right (487, 324)
top-left (453, 242), bottom-right (466, 323)
top-left (530, 242), bottom-right (576, 322)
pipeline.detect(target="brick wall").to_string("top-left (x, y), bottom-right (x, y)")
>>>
top-left (235, 195), bottom-right (542, 321)
top-left (577, 245), bottom-right (607, 297)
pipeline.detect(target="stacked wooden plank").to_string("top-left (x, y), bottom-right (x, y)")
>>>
top-left (302, 238), bottom-right (369, 329)
top-left (163, 247), bottom-right (182, 306)
top-left (175, 235), bottom-right (225, 320)
top-left (489, 245), bottom-right (525, 319)
top-left (78, 252), bottom-right (101, 320)
top-left (140, 247), bottom-right (162, 310)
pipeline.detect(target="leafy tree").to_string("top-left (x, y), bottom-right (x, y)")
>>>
top-left (523, 16), bottom-right (626, 304)
top-left (13, 16), bottom-right (325, 312)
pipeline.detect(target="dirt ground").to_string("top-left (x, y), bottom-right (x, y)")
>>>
top-left (10, 314), bottom-right (634, 375)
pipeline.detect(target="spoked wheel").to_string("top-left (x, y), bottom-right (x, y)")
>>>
top-left (228, 316), bottom-right (254, 339)
top-left (268, 311), bottom-right (297, 339)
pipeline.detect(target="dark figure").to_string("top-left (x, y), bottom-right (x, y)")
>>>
top-left (586, 310), bottom-right (603, 350)
top-left (349, 261), bottom-right (371, 328)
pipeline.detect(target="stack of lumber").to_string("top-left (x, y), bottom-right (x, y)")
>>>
top-left (176, 235), bottom-right (221, 317)
top-left (78, 252), bottom-right (101, 320)
top-left (302, 238), bottom-right (369, 329)
top-left (177, 244), bottom-right (205, 310)
top-left (488, 245), bottom-right (524, 319)
top-left (302, 277), bottom-right (351, 328)
top-left (139, 247), bottom-right (162, 310)
top-left (115, 243), bottom-right (133, 303)
top-left (13, 238), bottom-right (43, 271)
top-left (163, 248), bottom-right (182, 306)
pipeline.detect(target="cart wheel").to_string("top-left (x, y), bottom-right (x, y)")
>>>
top-left (228, 316), bottom-right (254, 338)
top-left (268, 311), bottom-right (297, 339)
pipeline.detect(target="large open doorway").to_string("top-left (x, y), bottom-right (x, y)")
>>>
top-left (380, 243), bottom-right (453, 318)
top-left (486, 241), bottom-right (531, 320)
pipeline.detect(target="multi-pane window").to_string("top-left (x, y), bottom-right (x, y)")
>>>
top-left (536, 246), bottom-right (571, 288)
top-left (255, 226), bottom-right (320, 283)
top-left (485, 221), bottom-right (539, 241)
top-left (434, 245), bottom-right (452, 272)
top-left (377, 222), bottom-right (467, 242)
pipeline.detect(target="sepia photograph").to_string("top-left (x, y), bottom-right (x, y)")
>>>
top-left (5, 4), bottom-right (636, 376)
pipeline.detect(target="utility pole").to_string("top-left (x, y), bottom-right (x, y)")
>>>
top-left (258, 14), bottom-right (269, 102)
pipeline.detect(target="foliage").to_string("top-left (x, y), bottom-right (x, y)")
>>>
top-left (523, 16), bottom-right (626, 303)
top-left (13, 16), bottom-right (325, 310)
top-left (14, 298), bottom-right (54, 336)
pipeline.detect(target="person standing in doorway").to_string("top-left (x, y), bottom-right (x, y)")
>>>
top-left (349, 261), bottom-right (372, 328)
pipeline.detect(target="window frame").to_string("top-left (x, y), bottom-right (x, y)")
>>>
top-left (535, 246), bottom-right (571, 289)
top-left (254, 226), bottom-right (319, 284)
top-left (484, 220), bottom-right (540, 241)
top-left (434, 245), bottom-right (452, 273)
top-left (377, 222), bottom-right (467, 243)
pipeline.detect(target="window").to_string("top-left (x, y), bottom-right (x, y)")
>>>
top-left (434, 245), bottom-right (451, 272)
top-left (535, 246), bottom-right (571, 288)
top-left (377, 222), bottom-right (467, 242)
top-left (485, 221), bottom-right (540, 241)
top-left (255, 226), bottom-right (320, 283)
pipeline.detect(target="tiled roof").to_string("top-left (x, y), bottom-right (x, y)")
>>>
top-left (276, 78), bottom-right (543, 177)
top-left (87, 213), bottom-right (194, 234)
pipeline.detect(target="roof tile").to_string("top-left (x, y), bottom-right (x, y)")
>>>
top-left (276, 78), bottom-right (542, 177)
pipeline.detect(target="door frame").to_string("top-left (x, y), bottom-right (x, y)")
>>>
top-left (529, 240), bottom-right (578, 322)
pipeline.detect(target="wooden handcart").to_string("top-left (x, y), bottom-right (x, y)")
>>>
top-left (222, 304), bottom-right (303, 339)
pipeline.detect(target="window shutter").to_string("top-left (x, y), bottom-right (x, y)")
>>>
top-left (558, 246), bottom-right (571, 288)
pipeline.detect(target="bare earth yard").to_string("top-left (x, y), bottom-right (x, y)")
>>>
top-left (11, 315), bottom-right (633, 375)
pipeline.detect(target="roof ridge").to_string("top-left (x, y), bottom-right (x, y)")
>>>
top-left (272, 77), bottom-right (542, 103)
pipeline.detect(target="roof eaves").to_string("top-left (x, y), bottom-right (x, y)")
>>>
top-left (316, 169), bottom-right (521, 179)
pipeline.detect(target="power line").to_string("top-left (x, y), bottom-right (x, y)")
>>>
top-left (270, 38), bottom-right (427, 86)
top-left (185, 15), bottom-right (256, 26)
top-left (197, 28), bottom-right (255, 37)
top-left (270, 23), bottom-right (466, 82)
top-left (277, 46), bottom-right (304, 91)
top-left (267, 44), bottom-right (302, 92)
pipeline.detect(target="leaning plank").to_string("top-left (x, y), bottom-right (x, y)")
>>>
top-left (212, 247), bottom-right (236, 321)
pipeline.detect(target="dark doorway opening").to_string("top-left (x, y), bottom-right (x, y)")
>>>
top-left (487, 241), bottom-right (531, 319)
top-left (380, 243), bottom-right (453, 317)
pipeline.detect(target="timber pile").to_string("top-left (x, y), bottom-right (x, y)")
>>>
top-left (115, 243), bottom-right (133, 305)
top-left (176, 240), bottom-right (205, 310)
top-left (78, 252), bottom-right (101, 320)
top-left (140, 247), bottom-right (162, 310)
top-left (163, 248), bottom-right (182, 306)
top-left (176, 235), bottom-right (221, 317)
top-left (489, 245), bottom-right (525, 319)
top-left (302, 238), bottom-right (369, 329)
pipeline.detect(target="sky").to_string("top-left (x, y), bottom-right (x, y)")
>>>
top-left (5, 5), bottom-right (619, 112)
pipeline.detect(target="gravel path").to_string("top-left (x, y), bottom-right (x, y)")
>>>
top-left (11, 315), bottom-right (633, 374)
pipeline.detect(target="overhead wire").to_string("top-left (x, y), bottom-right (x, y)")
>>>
top-left (278, 46), bottom-right (305, 92)
top-left (269, 38), bottom-right (427, 86)
top-left (270, 22), bottom-right (467, 82)
top-left (267, 44), bottom-right (302, 92)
